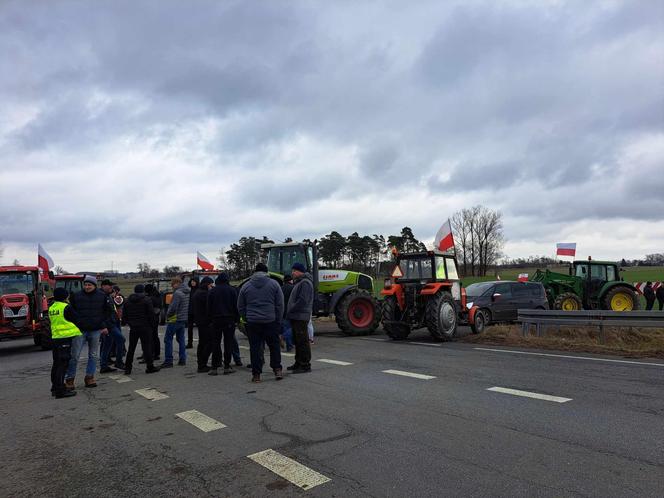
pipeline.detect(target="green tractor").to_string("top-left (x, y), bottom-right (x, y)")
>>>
top-left (260, 241), bottom-right (381, 335)
top-left (530, 259), bottom-right (639, 311)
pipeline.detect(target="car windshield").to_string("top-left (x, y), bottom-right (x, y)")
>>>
top-left (0, 272), bottom-right (35, 296)
top-left (267, 246), bottom-right (308, 275)
top-left (465, 282), bottom-right (494, 297)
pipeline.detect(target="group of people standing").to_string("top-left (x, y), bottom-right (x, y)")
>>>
top-left (48, 261), bottom-right (315, 397)
top-left (643, 281), bottom-right (664, 311)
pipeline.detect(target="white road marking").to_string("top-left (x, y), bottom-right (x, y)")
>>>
top-left (176, 410), bottom-right (226, 432)
top-left (475, 347), bottom-right (664, 367)
top-left (382, 369), bottom-right (436, 380)
top-left (134, 388), bottom-right (169, 401)
top-left (317, 359), bottom-right (353, 366)
top-left (487, 386), bottom-right (572, 403)
top-left (359, 337), bottom-right (389, 342)
top-left (409, 342), bottom-right (442, 347)
top-left (239, 345), bottom-right (250, 350)
top-left (247, 449), bottom-right (331, 490)
top-left (108, 375), bottom-right (133, 383)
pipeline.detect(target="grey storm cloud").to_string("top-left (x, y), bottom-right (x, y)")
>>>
top-left (1, 0), bottom-right (663, 270)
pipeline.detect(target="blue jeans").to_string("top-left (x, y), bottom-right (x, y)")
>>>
top-left (101, 325), bottom-right (125, 368)
top-left (66, 330), bottom-right (101, 378)
top-left (164, 321), bottom-right (187, 364)
top-left (281, 319), bottom-right (293, 350)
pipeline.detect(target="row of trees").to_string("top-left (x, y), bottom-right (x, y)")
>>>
top-left (136, 262), bottom-right (184, 278)
top-left (451, 205), bottom-right (504, 277)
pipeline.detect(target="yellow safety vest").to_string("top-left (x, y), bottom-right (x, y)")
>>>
top-left (48, 301), bottom-right (82, 339)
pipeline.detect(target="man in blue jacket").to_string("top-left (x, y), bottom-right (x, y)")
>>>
top-left (237, 263), bottom-right (284, 383)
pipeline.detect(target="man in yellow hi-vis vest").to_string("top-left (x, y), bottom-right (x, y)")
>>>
top-left (48, 288), bottom-right (82, 398)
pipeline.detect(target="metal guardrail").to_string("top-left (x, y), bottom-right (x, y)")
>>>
top-left (518, 309), bottom-right (664, 339)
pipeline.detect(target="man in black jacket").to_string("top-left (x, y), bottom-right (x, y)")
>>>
top-left (208, 273), bottom-right (240, 376)
top-left (656, 284), bottom-right (664, 311)
top-left (66, 275), bottom-right (114, 389)
top-left (186, 277), bottom-right (199, 349)
top-left (644, 282), bottom-right (656, 311)
top-left (144, 284), bottom-right (162, 360)
top-left (122, 284), bottom-right (160, 375)
top-left (193, 277), bottom-right (213, 373)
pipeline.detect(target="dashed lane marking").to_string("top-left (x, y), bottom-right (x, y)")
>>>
top-left (382, 369), bottom-right (436, 380)
top-left (409, 342), bottom-right (442, 347)
top-left (247, 449), bottom-right (331, 490)
top-left (134, 388), bottom-right (169, 401)
top-left (475, 347), bottom-right (664, 367)
top-left (487, 386), bottom-right (572, 403)
top-left (176, 410), bottom-right (226, 432)
top-left (317, 359), bottom-right (353, 366)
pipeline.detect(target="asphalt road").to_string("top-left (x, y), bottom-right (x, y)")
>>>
top-left (1, 323), bottom-right (663, 497)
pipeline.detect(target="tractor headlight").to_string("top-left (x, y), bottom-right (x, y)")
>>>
top-left (2, 307), bottom-right (13, 318)
top-left (17, 305), bottom-right (28, 317)
top-left (466, 302), bottom-right (473, 310)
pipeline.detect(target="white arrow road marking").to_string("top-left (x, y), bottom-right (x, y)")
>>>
top-left (317, 359), bottom-right (353, 366)
top-left (382, 369), bottom-right (436, 380)
top-left (487, 387), bottom-right (572, 403)
top-left (134, 388), bottom-right (169, 401)
top-left (176, 410), bottom-right (226, 432)
top-left (248, 449), bottom-right (331, 490)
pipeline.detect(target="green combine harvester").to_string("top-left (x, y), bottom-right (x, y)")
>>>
top-left (530, 258), bottom-right (639, 311)
top-left (259, 241), bottom-right (381, 335)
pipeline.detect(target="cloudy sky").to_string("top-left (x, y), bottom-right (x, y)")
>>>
top-left (1, 0), bottom-right (662, 272)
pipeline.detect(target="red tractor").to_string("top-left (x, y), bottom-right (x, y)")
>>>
top-left (54, 274), bottom-right (86, 297)
top-left (0, 266), bottom-right (52, 348)
top-left (381, 251), bottom-right (466, 341)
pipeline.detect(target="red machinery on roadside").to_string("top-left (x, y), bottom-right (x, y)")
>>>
top-left (0, 266), bottom-right (52, 348)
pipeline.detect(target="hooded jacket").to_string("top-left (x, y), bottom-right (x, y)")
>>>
top-left (208, 278), bottom-right (239, 322)
top-left (237, 272), bottom-right (284, 323)
top-left (167, 284), bottom-right (191, 322)
top-left (122, 292), bottom-right (154, 329)
top-left (192, 285), bottom-right (211, 326)
top-left (286, 272), bottom-right (314, 321)
top-left (69, 288), bottom-right (114, 332)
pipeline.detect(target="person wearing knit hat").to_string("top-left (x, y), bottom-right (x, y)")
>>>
top-left (48, 287), bottom-right (82, 398)
top-left (207, 272), bottom-right (242, 375)
top-left (121, 284), bottom-right (160, 375)
top-left (286, 262), bottom-right (314, 373)
top-left (192, 276), bottom-right (214, 373)
top-left (237, 263), bottom-right (284, 382)
top-left (65, 274), bottom-right (115, 389)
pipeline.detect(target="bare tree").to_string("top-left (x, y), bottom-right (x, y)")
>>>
top-left (217, 246), bottom-right (230, 271)
top-left (451, 205), bottom-right (504, 277)
top-left (12, 258), bottom-right (20, 266)
top-left (137, 262), bottom-right (151, 277)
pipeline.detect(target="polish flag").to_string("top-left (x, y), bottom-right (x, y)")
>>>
top-left (197, 251), bottom-right (214, 271)
top-left (556, 243), bottom-right (577, 257)
top-left (518, 273), bottom-right (528, 282)
top-left (434, 219), bottom-right (455, 254)
top-left (38, 244), bottom-right (54, 275)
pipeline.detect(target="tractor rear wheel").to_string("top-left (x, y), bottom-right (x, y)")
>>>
top-left (336, 290), bottom-right (380, 336)
top-left (470, 309), bottom-right (488, 334)
top-left (603, 286), bottom-right (639, 311)
top-left (425, 291), bottom-right (458, 341)
top-left (381, 296), bottom-right (410, 340)
top-left (553, 293), bottom-right (582, 311)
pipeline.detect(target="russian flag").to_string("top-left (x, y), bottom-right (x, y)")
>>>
top-left (196, 251), bottom-right (214, 271)
top-left (556, 242), bottom-right (576, 257)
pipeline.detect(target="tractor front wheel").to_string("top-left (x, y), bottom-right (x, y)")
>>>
top-left (603, 287), bottom-right (639, 311)
top-left (381, 296), bottom-right (410, 340)
top-left (553, 293), bottom-right (582, 311)
top-left (336, 290), bottom-right (381, 336)
top-left (425, 291), bottom-right (458, 341)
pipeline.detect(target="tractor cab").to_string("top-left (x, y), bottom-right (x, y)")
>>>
top-left (0, 266), bottom-right (50, 344)
top-left (54, 275), bottom-right (85, 298)
top-left (381, 252), bottom-right (463, 341)
top-left (264, 242), bottom-right (314, 277)
top-left (572, 259), bottom-right (627, 309)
